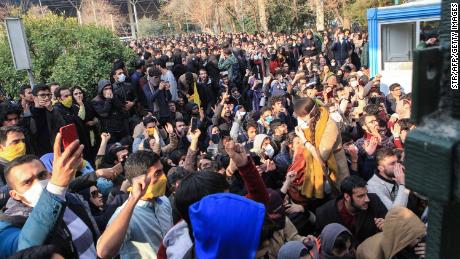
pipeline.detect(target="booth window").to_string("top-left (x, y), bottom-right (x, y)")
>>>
top-left (381, 22), bottom-right (415, 69)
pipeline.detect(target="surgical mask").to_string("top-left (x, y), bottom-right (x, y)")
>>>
top-left (264, 144), bottom-right (275, 158)
top-left (0, 142), bottom-right (26, 161)
top-left (23, 179), bottom-right (49, 207)
top-left (118, 73), bottom-right (126, 83)
top-left (297, 117), bottom-right (309, 129)
top-left (146, 127), bottom-right (156, 137)
top-left (211, 133), bottom-right (221, 144)
top-left (265, 116), bottom-right (273, 124)
top-left (61, 96), bottom-right (73, 108)
top-left (350, 81), bottom-right (358, 87)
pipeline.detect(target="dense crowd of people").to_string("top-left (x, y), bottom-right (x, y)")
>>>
top-left (0, 28), bottom-right (427, 259)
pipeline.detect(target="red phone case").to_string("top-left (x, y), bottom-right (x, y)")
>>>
top-left (60, 124), bottom-right (78, 149)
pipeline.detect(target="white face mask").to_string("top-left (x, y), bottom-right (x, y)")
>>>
top-left (264, 144), bottom-right (275, 158)
top-left (297, 117), bottom-right (309, 129)
top-left (22, 179), bottom-right (49, 207)
top-left (350, 81), bottom-right (358, 87)
top-left (118, 73), bottom-right (126, 83)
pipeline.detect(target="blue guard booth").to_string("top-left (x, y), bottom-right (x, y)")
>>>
top-left (367, 0), bottom-right (441, 94)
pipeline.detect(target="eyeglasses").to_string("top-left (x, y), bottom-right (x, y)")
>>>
top-left (91, 189), bottom-right (101, 198)
top-left (366, 119), bottom-right (378, 125)
top-left (37, 93), bottom-right (52, 99)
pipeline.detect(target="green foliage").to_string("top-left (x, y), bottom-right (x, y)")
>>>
top-left (0, 12), bottom-right (135, 98)
top-left (345, 0), bottom-right (392, 27)
top-left (266, 0), bottom-right (315, 33)
top-left (138, 16), bottom-right (169, 37)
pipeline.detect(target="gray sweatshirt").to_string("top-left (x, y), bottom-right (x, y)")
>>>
top-left (367, 173), bottom-right (409, 210)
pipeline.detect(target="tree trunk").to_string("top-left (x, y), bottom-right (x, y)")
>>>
top-left (343, 16), bottom-right (351, 29)
top-left (315, 0), bottom-right (325, 31)
top-left (257, 0), bottom-right (268, 32)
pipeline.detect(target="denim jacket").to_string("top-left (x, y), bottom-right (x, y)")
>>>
top-left (0, 189), bottom-right (99, 258)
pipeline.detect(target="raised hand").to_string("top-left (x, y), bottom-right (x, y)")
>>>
top-left (394, 162), bottom-right (405, 185)
top-left (391, 123), bottom-right (401, 138)
top-left (101, 132), bottom-right (111, 143)
top-left (225, 140), bottom-right (249, 168)
top-left (131, 174), bottom-right (151, 201)
top-left (51, 133), bottom-right (84, 187)
top-left (346, 143), bottom-right (359, 161)
top-left (165, 122), bottom-right (174, 135)
top-left (364, 137), bottom-right (379, 156)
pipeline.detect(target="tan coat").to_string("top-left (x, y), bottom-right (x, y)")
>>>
top-left (256, 217), bottom-right (305, 259)
top-left (318, 117), bottom-right (350, 183)
top-left (356, 206), bottom-right (426, 259)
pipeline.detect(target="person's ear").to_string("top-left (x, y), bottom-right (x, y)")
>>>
top-left (343, 193), bottom-right (351, 202)
top-left (9, 189), bottom-right (24, 203)
top-left (377, 164), bottom-right (384, 173)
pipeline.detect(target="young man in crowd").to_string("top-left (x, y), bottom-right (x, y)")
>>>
top-left (367, 147), bottom-right (409, 209)
top-left (0, 28), bottom-right (432, 259)
top-left (316, 175), bottom-right (387, 246)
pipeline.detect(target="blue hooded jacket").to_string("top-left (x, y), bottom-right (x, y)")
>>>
top-left (189, 193), bottom-right (265, 259)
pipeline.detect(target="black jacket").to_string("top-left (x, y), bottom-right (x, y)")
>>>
top-left (54, 103), bottom-right (93, 162)
top-left (302, 37), bottom-right (319, 57)
top-left (28, 107), bottom-right (66, 157)
top-left (331, 39), bottom-right (352, 63)
top-left (315, 193), bottom-right (388, 246)
top-left (91, 80), bottom-right (127, 136)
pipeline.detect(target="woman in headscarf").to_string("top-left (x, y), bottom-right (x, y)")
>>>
top-left (78, 185), bottom-right (129, 232)
top-left (290, 97), bottom-right (350, 200)
top-left (319, 223), bottom-right (354, 259)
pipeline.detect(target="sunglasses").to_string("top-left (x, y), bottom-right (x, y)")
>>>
top-left (91, 189), bottom-right (101, 198)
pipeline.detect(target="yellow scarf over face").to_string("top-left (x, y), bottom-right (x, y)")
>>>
top-left (301, 107), bottom-right (338, 199)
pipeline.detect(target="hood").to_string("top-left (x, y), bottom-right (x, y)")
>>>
top-left (163, 220), bottom-right (194, 259)
top-left (4, 197), bottom-right (32, 218)
top-left (185, 102), bottom-right (198, 113)
top-left (381, 206), bottom-right (425, 258)
top-left (40, 153), bottom-right (54, 172)
top-left (189, 193), bottom-right (265, 259)
top-left (250, 134), bottom-right (269, 154)
top-left (40, 153), bottom-right (94, 175)
top-left (320, 223), bottom-right (351, 259)
top-left (97, 79), bottom-right (112, 96)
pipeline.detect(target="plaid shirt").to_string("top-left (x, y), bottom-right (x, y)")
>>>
top-left (355, 132), bottom-right (395, 157)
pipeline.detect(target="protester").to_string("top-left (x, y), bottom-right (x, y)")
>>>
top-left (316, 175), bottom-right (387, 246)
top-left (0, 27), bottom-right (431, 259)
top-left (356, 206), bottom-right (426, 259)
top-left (367, 147), bottom-right (409, 209)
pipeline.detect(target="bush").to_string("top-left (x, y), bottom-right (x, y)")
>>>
top-left (0, 11), bottom-right (136, 98)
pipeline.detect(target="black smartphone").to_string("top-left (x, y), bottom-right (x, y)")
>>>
top-left (191, 117), bottom-right (198, 132)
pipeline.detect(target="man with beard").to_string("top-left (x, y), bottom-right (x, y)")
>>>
top-left (354, 114), bottom-right (394, 181)
top-left (316, 175), bottom-right (387, 246)
top-left (366, 147), bottom-right (409, 210)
